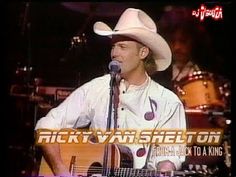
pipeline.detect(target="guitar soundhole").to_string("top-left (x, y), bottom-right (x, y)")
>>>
top-left (87, 162), bottom-right (102, 177)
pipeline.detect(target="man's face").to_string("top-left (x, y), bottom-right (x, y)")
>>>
top-left (110, 36), bottom-right (144, 77)
top-left (169, 29), bottom-right (193, 65)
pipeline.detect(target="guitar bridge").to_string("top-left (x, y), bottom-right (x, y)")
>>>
top-left (69, 155), bottom-right (76, 176)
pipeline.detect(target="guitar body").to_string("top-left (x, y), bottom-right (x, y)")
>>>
top-left (38, 142), bottom-right (217, 176)
top-left (38, 143), bottom-right (133, 177)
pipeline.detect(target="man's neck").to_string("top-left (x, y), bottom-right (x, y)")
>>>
top-left (121, 69), bottom-right (148, 89)
top-left (174, 60), bottom-right (191, 70)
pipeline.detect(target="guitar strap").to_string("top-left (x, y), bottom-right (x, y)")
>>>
top-left (143, 121), bottom-right (161, 169)
top-left (113, 75), bottom-right (121, 129)
top-left (143, 143), bottom-right (152, 169)
top-left (113, 85), bottom-right (119, 129)
top-left (102, 75), bottom-right (121, 176)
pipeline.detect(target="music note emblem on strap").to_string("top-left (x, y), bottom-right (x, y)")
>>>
top-left (144, 97), bottom-right (157, 121)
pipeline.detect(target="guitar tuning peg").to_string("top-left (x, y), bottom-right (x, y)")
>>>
top-left (195, 164), bottom-right (201, 171)
top-left (201, 164), bottom-right (207, 172)
top-left (188, 164), bottom-right (193, 170)
top-left (207, 167), bottom-right (213, 175)
top-left (212, 166), bottom-right (219, 174)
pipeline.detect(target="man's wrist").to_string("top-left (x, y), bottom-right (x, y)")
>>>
top-left (156, 160), bottom-right (176, 172)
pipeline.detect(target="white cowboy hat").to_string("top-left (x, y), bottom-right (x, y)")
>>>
top-left (93, 8), bottom-right (172, 71)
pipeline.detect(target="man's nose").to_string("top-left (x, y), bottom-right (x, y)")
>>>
top-left (172, 41), bottom-right (182, 50)
top-left (111, 47), bottom-right (120, 59)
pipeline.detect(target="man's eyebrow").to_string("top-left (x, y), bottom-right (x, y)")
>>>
top-left (112, 41), bottom-right (129, 46)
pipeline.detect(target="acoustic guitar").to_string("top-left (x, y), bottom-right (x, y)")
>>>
top-left (38, 143), bottom-right (209, 177)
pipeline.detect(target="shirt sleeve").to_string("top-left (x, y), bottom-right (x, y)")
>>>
top-left (147, 101), bottom-right (187, 170)
top-left (35, 86), bottom-right (91, 130)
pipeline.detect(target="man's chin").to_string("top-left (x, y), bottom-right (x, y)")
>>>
top-left (173, 56), bottom-right (188, 63)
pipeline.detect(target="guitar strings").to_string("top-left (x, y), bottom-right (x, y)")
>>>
top-left (71, 166), bottom-right (174, 176)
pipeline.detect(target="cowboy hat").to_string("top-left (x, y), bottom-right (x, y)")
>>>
top-left (93, 8), bottom-right (172, 71)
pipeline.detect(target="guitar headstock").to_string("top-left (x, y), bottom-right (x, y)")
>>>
top-left (179, 164), bottom-right (221, 177)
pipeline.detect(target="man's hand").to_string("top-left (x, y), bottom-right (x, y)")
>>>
top-left (52, 162), bottom-right (72, 176)
top-left (156, 160), bottom-right (176, 172)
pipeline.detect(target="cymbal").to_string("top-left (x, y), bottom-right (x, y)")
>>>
top-left (61, 2), bottom-right (138, 17)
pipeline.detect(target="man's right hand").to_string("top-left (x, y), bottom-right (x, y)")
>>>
top-left (53, 163), bottom-right (72, 176)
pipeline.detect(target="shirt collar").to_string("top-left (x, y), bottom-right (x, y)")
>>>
top-left (173, 61), bottom-right (195, 71)
top-left (120, 72), bottom-right (150, 92)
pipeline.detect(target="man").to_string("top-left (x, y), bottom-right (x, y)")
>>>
top-left (150, 7), bottom-right (229, 172)
top-left (151, 7), bottom-right (203, 91)
top-left (35, 8), bottom-right (186, 176)
top-left (168, 27), bottom-right (200, 82)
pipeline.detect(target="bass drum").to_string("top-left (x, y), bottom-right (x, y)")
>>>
top-left (174, 71), bottom-right (225, 110)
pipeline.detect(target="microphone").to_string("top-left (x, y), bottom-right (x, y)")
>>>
top-left (108, 60), bottom-right (121, 87)
top-left (108, 60), bottom-right (121, 75)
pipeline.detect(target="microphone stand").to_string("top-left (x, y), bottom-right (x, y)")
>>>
top-left (102, 73), bottom-right (119, 177)
top-left (107, 73), bottom-right (117, 130)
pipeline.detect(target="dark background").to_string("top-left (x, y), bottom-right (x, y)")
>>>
top-left (5, 2), bottom-right (233, 177)
top-left (6, 2), bottom-right (232, 86)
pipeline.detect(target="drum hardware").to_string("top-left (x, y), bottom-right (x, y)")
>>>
top-left (185, 108), bottom-right (230, 116)
top-left (203, 81), bottom-right (208, 88)
top-left (185, 108), bottom-right (231, 130)
top-left (219, 81), bottom-right (231, 108)
top-left (223, 140), bottom-right (231, 169)
top-left (175, 84), bottom-right (186, 96)
top-left (225, 119), bottom-right (231, 125)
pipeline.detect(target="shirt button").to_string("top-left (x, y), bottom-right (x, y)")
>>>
top-left (121, 108), bottom-right (124, 111)
top-left (122, 91), bottom-right (125, 94)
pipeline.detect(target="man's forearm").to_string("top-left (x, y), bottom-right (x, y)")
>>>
top-left (40, 143), bottom-right (71, 176)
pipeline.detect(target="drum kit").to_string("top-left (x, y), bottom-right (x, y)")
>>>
top-left (174, 70), bottom-right (231, 128)
top-left (174, 70), bottom-right (231, 174)
top-left (174, 71), bottom-right (230, 110)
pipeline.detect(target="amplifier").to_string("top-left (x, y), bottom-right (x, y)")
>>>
top-left (36, 86), bottom-right (74, 103)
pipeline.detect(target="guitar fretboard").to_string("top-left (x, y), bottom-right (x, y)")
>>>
top-left (98, 167), bottom-right (198, 177)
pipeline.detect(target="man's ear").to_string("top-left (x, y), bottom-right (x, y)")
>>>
top-left (139, 46), bottom-right (150, 59)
